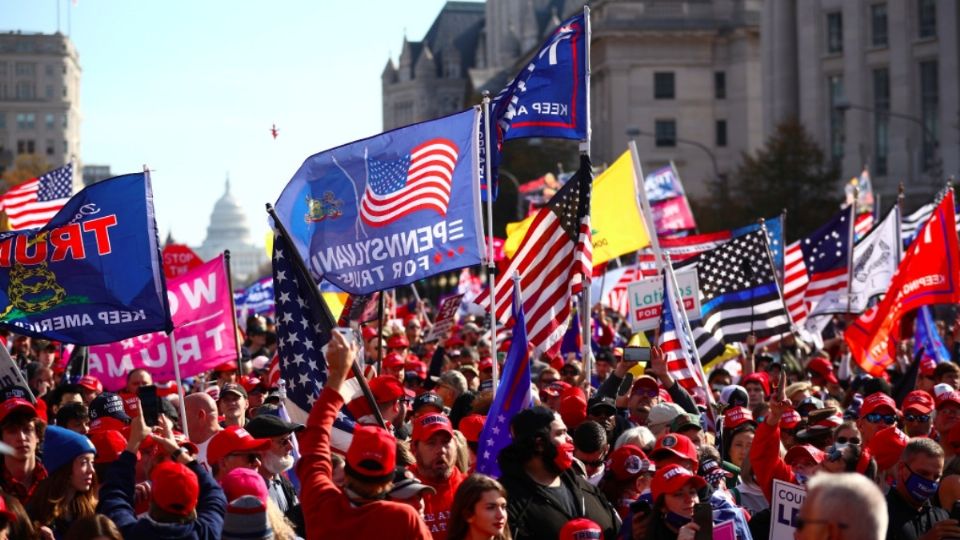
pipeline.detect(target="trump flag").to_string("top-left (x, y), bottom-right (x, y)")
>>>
top-left (275, 109), bottom-right (483, 294)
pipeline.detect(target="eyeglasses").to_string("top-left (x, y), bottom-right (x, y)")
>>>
top-left (795, 518), bottom-right (847, 531)
top-left (835, 436), bottom-right (861, 445)
top-left (865, 413), bottom-right (897, 425)
top-left (227, 452), bottom-right (261, 463)
top-left (905, 414), bottom-right (931, 423)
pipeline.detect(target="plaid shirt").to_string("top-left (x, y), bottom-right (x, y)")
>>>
top-left (0, 458), bottom-right (47, 505)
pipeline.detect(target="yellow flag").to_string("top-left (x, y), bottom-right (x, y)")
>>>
top-left (504, 214), bottom-right (536, 259)
top-left (591, 150), bottom-right (650, 265)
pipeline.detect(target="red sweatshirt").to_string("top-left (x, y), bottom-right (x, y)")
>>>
top-left (410, 466), bottom-right (467, 540)
top-left (297, 386), bottom-right (433, 540)
top-left (749, 421), bottom-right (797, 503)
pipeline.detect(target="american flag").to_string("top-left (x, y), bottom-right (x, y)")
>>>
top-left (901, 192), bottom-right (960, 248)
top-left (782, 209), bottom-right (852, 326)
top-left (475, 155), bottom-right (592, 352)
top-left (475, 280), bottom-right (532, 478)
top-left (854, 212), bottom-right (874, 241)
top-left (359, 138), bottom-right (458, 227)
top-left (272, 231), bottom-right (359, 452)
top-left (659, 272), bottom-right (699, 393)
top-left (678, 231), bottom-right (792, 363)
top-left (0, 163), bottom-right (73, 230)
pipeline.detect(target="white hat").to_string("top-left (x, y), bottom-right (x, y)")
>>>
top-left (647, 402), bottom-right (685, 433)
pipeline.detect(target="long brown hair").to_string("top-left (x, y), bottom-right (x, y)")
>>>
top-left (27, 456), bottom-right (99, 531)
top-left (447, 474), bottom-right (512, 540)
top-left (64, 515), bottom-right (122, 540)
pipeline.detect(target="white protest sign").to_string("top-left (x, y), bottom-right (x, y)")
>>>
top-left (770, 479), bottom-right (806, 540)
top-left (627, 267), bottom-right (701, 331)
top-left (425, 294), bottom-right (464, 342)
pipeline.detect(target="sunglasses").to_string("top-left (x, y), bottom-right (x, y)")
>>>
top-left (835, 436), bottom-right (861, 445)
top-left (632, 388), bottom-right (659, 398)
top-left (905, 414), bottom-right (931, 423)
top-left (865, 413), bottom-right (897, 425)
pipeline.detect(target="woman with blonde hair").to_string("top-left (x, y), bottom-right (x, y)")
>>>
top-left (447, 474), bottom-right (511, 540)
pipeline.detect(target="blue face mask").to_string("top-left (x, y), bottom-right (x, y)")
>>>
top-left (665, 511), bottom-right (692, 529)
top-left (904, 465), bottom-right (939, 502)
top-left (794, 472), bottom-right (808, 485)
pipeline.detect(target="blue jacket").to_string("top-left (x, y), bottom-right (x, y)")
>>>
top-left (97, 451), bottom-right (226, 540)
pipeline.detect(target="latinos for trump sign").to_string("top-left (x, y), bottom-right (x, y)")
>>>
top-left (275, 109), bottom-right (483, 295)
top-left (88, 255), bottom-right (238, 390)
top-left (0, 173), bottom-right (172, 344)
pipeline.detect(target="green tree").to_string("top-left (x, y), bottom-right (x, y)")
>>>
top-left (1, 154), bottom-right (51, 192)
top-left (693, 118), bottom-right (842, 239)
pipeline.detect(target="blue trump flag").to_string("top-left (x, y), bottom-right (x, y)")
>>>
top-left (915, 305), bottom-right (951, 365)
top-left (234, 276), bottom-right (275, 319)
top-left (0, 173), bottom-right (172, 344)
top-left (481, 10), bottom-right (588, 200)
top-left (275, 108), bottom-right (483, 294)
top-left (476, 281), bottom-right (532, 478)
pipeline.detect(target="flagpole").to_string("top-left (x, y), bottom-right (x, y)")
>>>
top-left (409, 283), bottom-right (433, 332)
top-left (760, 219), bottom-right (797, 331)
top-left (376, 291), bottom-right (385, 376)
top-left (845, 187), bottom-right (858, 314)
top-left (663, 253), bottom-right (713, 410)
top-left (579, 4), bottom-right (594, 387)
top-left (168, 333), bottom-right (190, 440)
top-left (223, 250), bottom-right (244, 379)
top-left (481, 92), bottom-right (500, 395)
top-left (630, 140), bottom-right (664, 271)
top-left (897, 183), bottom-right (905, 263)
top-left (265, 203), bottom-right (387, 429)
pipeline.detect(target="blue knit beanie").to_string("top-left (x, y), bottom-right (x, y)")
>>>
top-left (42, 425), bottom-right (96, 475)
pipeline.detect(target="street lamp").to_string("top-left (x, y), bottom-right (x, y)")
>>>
top-left (625, 127), bottom-right (720, 182)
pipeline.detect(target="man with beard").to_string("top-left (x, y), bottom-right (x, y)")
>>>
top-left (409, 413), bottom-right (466, 540)
top-left (498, 407), bottom-right (620, 540)
top-left (246, 412), bottom-right (306, 537)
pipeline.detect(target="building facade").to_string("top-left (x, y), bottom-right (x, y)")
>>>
top-left (0, 31), bottom-right (81, 179)
top-left (82, 164), bottom-right (111, 185)
top-left (762, 0), bottom-right (960, 205)
top-left (195, 178), bottom-right (267, 282)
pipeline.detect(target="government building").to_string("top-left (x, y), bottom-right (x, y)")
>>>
top-left (194, 178), bottom-right (267, 283)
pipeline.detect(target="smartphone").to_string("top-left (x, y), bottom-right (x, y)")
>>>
top-left (693, 502), bottom-right (713, 540)
top-left (137, 384), bottom-right (160, 427)
top-left (628, 498), bottom-right (651, 516)
top-left (334, 327), bottom-right (356, 344)
top-left (623, 347), bottom-right (651, 363)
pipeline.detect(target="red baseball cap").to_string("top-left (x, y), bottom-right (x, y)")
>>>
top-left (559, 394), bottom-right (587, 431)
top-left (479, 358), bottom-right (494, 372)
top-left (387, 335), bottom-right (409, 349)
top-left (207, 426), bottom-right (271, 465)
top-left (651, 464), bottom-right (707, 502)
top-left (77, 375), bottom-right (103, 394)
top-left (361, 325), bottom-right (379, 342)
top-left (88, 429), bottom-right (128, 464)
top-left (382, 352), bottom-right (406, 371)
top-left (723, 406), bottom-right (757, 431)
top-left (779, 408), bottom-right (802, 431)
top-left (784, 444), bottom-right (825, 467)
top-left (214, 360), bottom-right (238, 373)
top-left (607, 444), bottom-right (654, 481)
top-left (742, 372), bottom-right (771, 396)
top-left (411, 413), bottom-right (454, 442)
top-left (651, 433), bottom-right (699, 470)
top-left (631, 375), bottom-right (660, 395)
top-left (370, 375), bottom-right (406, 403)
top-left (0, 398), bottom-right (37, 424)
top-left (937, 391), bottom-right (960, 411)
top-left (559, 518), bottom-right (603, 540)
top-left (866, 426), bottom-right (909, 471)
top-left (806, 357), bottom-right (839, 385)
top-left (459, 414), bottom-right (486, 443)
top-left (903, 390), bottom-right (935, 415)
top-left (920, 358), bottom-right (938, 377)
top-left (151, 461), bottom-right (200, 517)
top-left (860, 392), bottom-right (898, 417)
top-left (346, 424), bottom-right (396, 481)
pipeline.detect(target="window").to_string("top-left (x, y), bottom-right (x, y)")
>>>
top-left (16, 140), bottom-right (35, 154)
top-left (14, 63), bottom-right (34, 76)
top-left (873, 68), bottom-right (890, 175)
top-left (0, 63), bottom-right (6, 77)
top-left (0, 113), bottom-right (5, 129)
top-left (918, 0), bottom-right (936, 38)
top-left (16, 113), bottom-right (35, 129)
top-left (871, 4), bottom-right (888, 47)
top-left (716, 120), bottom-right (728, 147)
top-left (45, 113), bottom-right (54, 129)
top-left (714, 71), bottom-right (726, 99)
top-left (654, 72), bottom-right (675, 100)
top-left (920, 60), bottom-right (938, 171)
top-left (44, 64), bottom-right (53, 76)
top-left (45, 85), bottom-right (53, 99)
top-left (45, 139), bottom-right (54, 156)
top-left (62, 113), bottom-right (68, 128)
top-left (827, 12), bottom-right (843, 53)
top-left (394, 101), bottom-right (413, 126)
top-left (15, 81), bottom-right (34, 100)
top-left (655, 120), bottom-right (677, 147)
top-left (828, 75), bottom-right (845, 162)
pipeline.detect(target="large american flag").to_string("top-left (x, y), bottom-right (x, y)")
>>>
top-left (476, 155), bottom-right (592, 352)
top-left (272, 231), bottom-right (359, 452)
top-left (782, 209), bottom-right (852, 326)
top-left (0, 163), bottom-right (73, 230)
top-left (359, 138), bottom-right (458, 227)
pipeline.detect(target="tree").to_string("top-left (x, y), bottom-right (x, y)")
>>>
top-left (693, 118), bottom-right (842, 239)
top-left (0, 154), bottom-right (51, 192)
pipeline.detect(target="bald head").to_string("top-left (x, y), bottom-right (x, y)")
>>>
top-left (184, 393), bottom-right (219, 443)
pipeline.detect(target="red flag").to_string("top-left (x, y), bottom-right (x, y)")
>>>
top-left (845, 191), bottom-right (960, 376)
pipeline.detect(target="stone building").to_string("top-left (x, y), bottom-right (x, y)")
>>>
top-left (195, 178), bottom-right (267, 282)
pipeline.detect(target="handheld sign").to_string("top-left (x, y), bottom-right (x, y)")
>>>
top-left (424, 294), bottom-right (464, 342)
top-left (769, 479), bottom-right (806, 540)
top-left (627, 268), bottom-right (701, 331)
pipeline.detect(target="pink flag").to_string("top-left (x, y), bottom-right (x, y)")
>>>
top-left (88, 254), bottom-right (238, 390)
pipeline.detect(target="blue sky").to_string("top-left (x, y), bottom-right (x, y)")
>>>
top-left (3, 0), bottom-right (474, 246)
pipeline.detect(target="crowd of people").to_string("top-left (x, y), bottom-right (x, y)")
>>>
top-left (4, 302), bottom-right (960, 540)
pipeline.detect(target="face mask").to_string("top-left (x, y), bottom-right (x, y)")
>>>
top-left (833, 442), bottom-right (849, 451)
top-left (794, 472), bottom-right (808, 485)
top-left (904, 466), bottom-right (939, 502)
top-left (263, 451), bottom-right (295, 475)
top-left (665, 511), bottom-right (692, 529)
top-left (553, 441), bottom-right (575, 471)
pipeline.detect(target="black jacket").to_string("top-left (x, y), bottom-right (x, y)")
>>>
top-left (499, 455), bottom-right (621, 540)
top-left (886, 488), bottom-right (950, 540)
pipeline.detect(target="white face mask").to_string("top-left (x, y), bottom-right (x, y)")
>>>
top-left (263, 451), bottom-right (295, 475)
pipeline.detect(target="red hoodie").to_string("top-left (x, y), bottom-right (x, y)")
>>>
top-left (749, 421), bottom-right (797, 502)
top-left (297, 386), bottom-right (433, 540)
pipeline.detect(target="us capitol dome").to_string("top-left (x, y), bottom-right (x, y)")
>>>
top-left (194, 177), bottom-right (266, 282)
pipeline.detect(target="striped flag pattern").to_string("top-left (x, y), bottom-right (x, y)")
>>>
top-left (360, 138), bottom-right (458, 227)
top-left (0, 163), bottom-right (73, 230)
top-left (781, 209), bottom-right (852, 325)
top-left (783, 241), bottom-right (810, 324)
top-left (658, 274), bottom-right (698, 392)
top-left (475, 156), bottom-right (592, 352)
top-left (854, 212), bottom-right (874, 240)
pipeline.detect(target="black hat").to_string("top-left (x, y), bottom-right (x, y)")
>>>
top-left (587, 396), bottom-right (617, 416)
top-left (89, 392), bottom-right (131, 423)
top-left (246, 414), bottom-right (305, 438)
top-left (160, 398), bottom-right (178, 421)
top-left (412, 392), bottom-right (444, 414)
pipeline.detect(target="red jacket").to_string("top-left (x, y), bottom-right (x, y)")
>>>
top-left (410, 465), bottom-right (467, 540)
top-left (749, 421), bottom-right (797, 503)
top-left (297, 386), bottom-right (433, 540)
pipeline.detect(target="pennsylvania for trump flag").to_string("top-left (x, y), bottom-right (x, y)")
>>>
top-left (475, 155), bottom-right (592, 352)
top-left (476, 280), bottom-right (532, 478)
top-left (0, 163), bottom-right (74, 230)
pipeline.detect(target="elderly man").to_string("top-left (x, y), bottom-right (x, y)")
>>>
top-left (246, 412), bottom-right (306, 536)
top-left (797, 473), bottom-right (887, 540)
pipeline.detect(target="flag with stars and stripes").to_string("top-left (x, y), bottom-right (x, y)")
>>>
top-left (474, 155), bottom-right (592, 353)
top-left (658, 273), bottom-right (699, 393)
top-left (782, 209), bottom-right (853, 325)
top-left (272, 231), bottom-right (360, 453)
top-left (476, 280), bottom-right (532, 478)
top-left (678, 231), bottom-right (791, 363)
top-left (901, 187), bottom-right (960, 248)
top-left (0, 162), bottom-right (74, 230)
